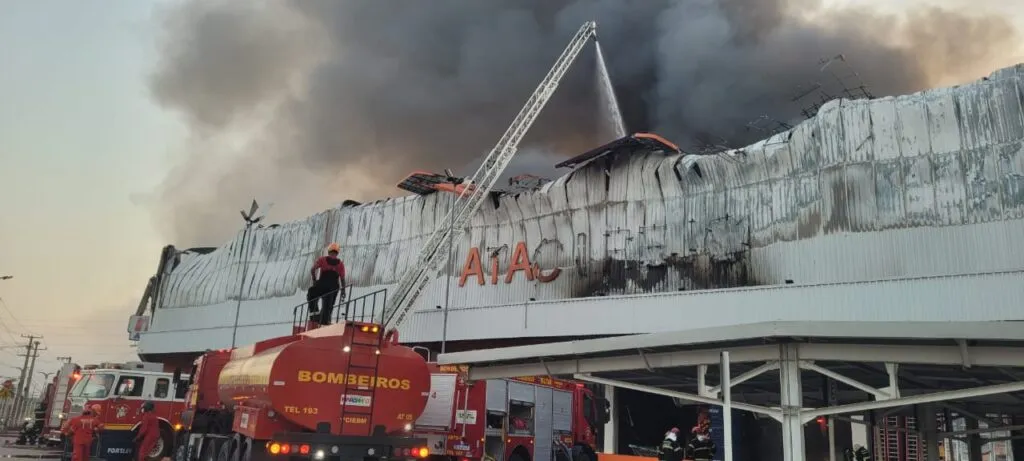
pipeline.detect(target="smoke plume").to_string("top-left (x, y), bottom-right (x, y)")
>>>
top-left (148, 0), bottom-right (1021, 245)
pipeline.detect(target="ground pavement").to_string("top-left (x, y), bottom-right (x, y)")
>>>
top-left (0, 437), bottom-right (61, 459)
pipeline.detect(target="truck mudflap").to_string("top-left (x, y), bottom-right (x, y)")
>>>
top-left (264, 433), bottom-right (430, 461)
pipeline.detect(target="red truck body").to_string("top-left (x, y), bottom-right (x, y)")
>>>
top-left (42, 363), bottom-right (81, 444)
top-left (177, 321), bottom-right (432, 461)
top-left (177, 318), bottom-right (608, 461)
top-left (62, 361), bottom-right (189, 460)
top-left (412, 365), bottom-right (604, 461)
top-left (213, 322), bottom-right (432, 439)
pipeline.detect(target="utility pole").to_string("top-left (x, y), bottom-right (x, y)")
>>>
top-left (18, 340), bottom-right (44, 422)
top-left (7, 335), bottom-right (38, 427)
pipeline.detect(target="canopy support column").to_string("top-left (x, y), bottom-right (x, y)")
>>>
top-left (780, 344), bottom-right (806, 461)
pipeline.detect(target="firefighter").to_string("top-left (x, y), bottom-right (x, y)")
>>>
top-left (686, 426), bottom-right (716, 461)
top-left (309, 242), bottom-right (347, 325)
top-left (853, 444), bottom-right (871, 461)
top-left (658, 427), bottom-right (684, 461)
top-left (63, 407), bottom-right (102, 461)
top-left (135, 401), bottom-right (160, 461)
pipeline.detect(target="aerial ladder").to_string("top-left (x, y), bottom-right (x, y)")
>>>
top-left (381, 21), bottom-right (599, 333)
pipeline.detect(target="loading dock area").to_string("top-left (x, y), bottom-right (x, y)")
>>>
top-left (438, 321), bottom-right (1024, 461)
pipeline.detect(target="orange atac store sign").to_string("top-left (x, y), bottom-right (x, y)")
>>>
top-left (458, 241), bottom-right (561, 287)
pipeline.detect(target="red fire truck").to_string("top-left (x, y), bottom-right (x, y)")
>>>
top-left (42, 362), bottom-right (82, 445)
top-left (414, 364), bottom-right (608, 461)
top-left (63, 361), bottom-right (190, 460)
top-left (173, 320), bottom-right (609, 461)
top-left (174, 321), bottom-right (433, 461)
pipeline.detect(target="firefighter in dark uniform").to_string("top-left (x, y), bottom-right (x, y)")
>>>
top-left (308, 242), bottom-right (347, 325)
top-left (853, 444), bottom-right (871, 461)
top-left (686, 426), bottom-right (716, 461)
top-left (658, 427), bottom-right (684, 461)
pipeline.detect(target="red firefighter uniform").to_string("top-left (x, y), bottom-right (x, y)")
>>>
top-left (64, 410), bottom-right (103, 461)
top-left (135, 402), bottom-right (160, 461)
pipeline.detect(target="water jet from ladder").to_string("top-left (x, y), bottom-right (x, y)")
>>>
top-left (595, 40), bottom-right (627, 140)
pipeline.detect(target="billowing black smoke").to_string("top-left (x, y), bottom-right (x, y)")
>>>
top-left (148, 0), bottom-right (1019, 245)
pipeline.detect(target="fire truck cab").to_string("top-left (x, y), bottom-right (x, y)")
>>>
top-left (64, 361), bottom-right (190, 461)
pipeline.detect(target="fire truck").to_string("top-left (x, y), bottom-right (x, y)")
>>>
top-left (62, 361), bottom-right (190, 461)
top-left (42, 362), bottom-right (82, 445)
top-left (413, 364), bottom-right (608, 461)
top-left (174, 321), bottom-right (433, 461)
top-left (171, 318), bottom-right (609, 461)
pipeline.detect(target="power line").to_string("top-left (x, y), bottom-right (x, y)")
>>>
top-left (0, 297), bottom-right (31, 334)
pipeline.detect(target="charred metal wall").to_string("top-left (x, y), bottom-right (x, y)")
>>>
top-left (155, 63), bottom-right (1024, 313)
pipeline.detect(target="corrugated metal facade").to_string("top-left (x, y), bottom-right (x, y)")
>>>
top-left (141, 63), bottom-right (1024, 352)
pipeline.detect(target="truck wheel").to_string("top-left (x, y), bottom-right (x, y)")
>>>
top-left (572, 446), bottom-right (593, 461)
top-left (144, 427), bottom-right (174, 461)
top-left (217, 440), bottom-right (233, 461)
top-left (200, 439), bottom-right (220, 461)
top-left (229, 437), bottom-right (245, 461)
top-left (175, 441), bottom-right (190, 461)
top-left (242, 439), bottom-right (263, 461)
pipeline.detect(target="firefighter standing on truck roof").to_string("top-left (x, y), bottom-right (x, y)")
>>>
top-left (309, 242), bottom-right (347, 325)
top-left (63, 407), bottom-right (102, 461)
top-left (135, 402), bottom-right (160, 461)
top-left (658, 427), bottom-right (684, 461)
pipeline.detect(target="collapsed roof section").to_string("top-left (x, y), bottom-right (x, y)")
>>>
top-left (555, 132), bottom-right (682, 169)
top-left (396, 171), bottom-right (475, 196)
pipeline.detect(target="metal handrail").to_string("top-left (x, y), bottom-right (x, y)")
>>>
top-left (291, 288), bottom-right (389, 331)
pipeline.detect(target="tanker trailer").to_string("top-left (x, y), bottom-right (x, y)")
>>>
top-left (174, 321), bottom-right (432, 461)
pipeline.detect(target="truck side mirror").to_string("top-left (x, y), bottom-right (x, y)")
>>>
top-left (172, 367), bottom-right (182, 384)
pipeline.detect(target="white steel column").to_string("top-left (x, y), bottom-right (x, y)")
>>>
top-left (603, 384), bottom-right (618, 454)
top-left (780, 344), bottom-right (806, 461)
top-left (722, 351), bottom-right (733, 461)
top-left (851, 415), bottom-right (869, 451)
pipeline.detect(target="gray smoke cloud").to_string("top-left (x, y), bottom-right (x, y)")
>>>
top-left (148, 0), bottom-right (1021, 246)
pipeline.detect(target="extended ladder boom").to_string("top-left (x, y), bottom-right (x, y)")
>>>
top-left (382, 21), bottom-right (599, 332)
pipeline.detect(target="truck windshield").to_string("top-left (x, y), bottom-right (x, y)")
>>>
top-left (72, 373), bottom-right (115, 399)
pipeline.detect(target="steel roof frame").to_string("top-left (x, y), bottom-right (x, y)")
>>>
top-left (438, 321), bottom-right (1024, 461)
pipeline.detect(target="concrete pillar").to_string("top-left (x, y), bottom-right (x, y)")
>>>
top-left (916, 405), bottom-right (940, 461)
top-left (603, 384), bottom-right (618, 454)
top-left (780, 344), bottom-right (806, 461)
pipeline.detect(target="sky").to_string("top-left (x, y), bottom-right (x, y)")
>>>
top-left (0, 0), bottom-right (1022, 398)
top-left (0, 0), bottom-right (183, 393)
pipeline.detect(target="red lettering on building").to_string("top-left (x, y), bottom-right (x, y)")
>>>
top-left (457, 241), bottom-right (562, 287)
